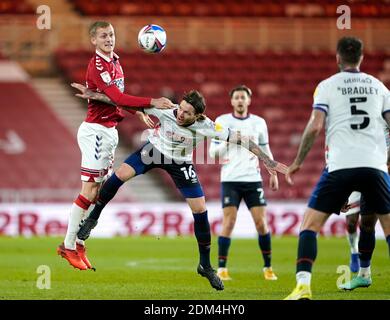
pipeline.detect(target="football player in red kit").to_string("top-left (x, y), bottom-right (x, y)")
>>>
top-left (57, 21), bottom-right (174, 270)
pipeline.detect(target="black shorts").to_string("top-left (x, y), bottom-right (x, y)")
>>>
top-left (221, 182), bottom-right (267, 209)
top-left (124, 142), bottom-right (204, 198)
top-left (308, 167), bottom-right (390, 215)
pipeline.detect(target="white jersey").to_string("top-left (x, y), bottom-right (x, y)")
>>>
top-left (144, 107), bottom-right (230, 162)
top-left (209, 113), bottom-right (270, 182)
top-left (314, 70), bottom-right (390, 173)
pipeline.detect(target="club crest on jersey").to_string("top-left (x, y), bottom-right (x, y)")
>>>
top-left (100, 71), bottom-right (112, 84)
top-left (215, 122), bottom-right (223, 132)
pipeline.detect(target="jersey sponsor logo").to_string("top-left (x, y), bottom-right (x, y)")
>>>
top-left (100, 71), bottom-right (112, 84)
top-left (343, 77), bottom-right (372, 84)
top-left (166, 130), bottom-right (192, 144)
top-left (112, 77), bottom-right (124, 92)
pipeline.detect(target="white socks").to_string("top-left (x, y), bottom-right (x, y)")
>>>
top-left (64, 203), bottom-right (85, 250)
top-left (358, 266), bottom-right (371, 279)
top-left (296, 271), bottom-right (311, 286)
top-left (347, 231), bottom-right (359, 254)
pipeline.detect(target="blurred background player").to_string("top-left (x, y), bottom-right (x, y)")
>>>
top-left (72, 85), bottom-right (287, 290)
top-left (57, 21), bottom-right (174, 270)
top-left (341, 191), bottom-right (361, 273)
top-left (209, 85), bottom-right (278, 281)
top-left (284, 36), bottom-right (390, 300)
top-left (340, 128), bottom-right (390, 290)
top-left (340, 126), bottom-right (390, 275)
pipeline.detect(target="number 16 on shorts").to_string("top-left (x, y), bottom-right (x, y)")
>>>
top-left (181, 165), bottom-right (198, 183)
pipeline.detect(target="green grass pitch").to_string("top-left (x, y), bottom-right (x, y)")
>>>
top-left (0, 236), bottom-right (388, 300)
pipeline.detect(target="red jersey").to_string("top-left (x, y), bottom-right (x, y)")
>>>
top-left (85, 50), bottom-right (152, 127)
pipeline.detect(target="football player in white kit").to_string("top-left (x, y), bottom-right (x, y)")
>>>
top-left (340, 127), bottom-right (390, 276)
top-left (284, 37), bottom-right (390, 299)
top-left (71, 87), bottom-right (288, 291)
top-left (209, 85), bottom-right (279, 281)
top-left (340, 191), bottom-right (362, 273)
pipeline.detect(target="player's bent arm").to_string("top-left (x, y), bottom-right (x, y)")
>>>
top-left (292, 109), bottom-right (325, 167)
top-left (227, 130), bottom-right (287, 174)
top-left (86, 90), bottom-right (115, 105)
top-left (103, 85), bottom-right (152, 108)
top-left (259, 144), bottom-right (280, 181)
top-left (71, 82), bottom-right (172, 111)
top-left (259, 144), bottom-right (274, 160)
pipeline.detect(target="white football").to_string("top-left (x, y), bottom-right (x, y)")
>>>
top-left (138, 24), bottom-right (167, 53)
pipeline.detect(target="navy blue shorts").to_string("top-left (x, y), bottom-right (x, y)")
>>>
top-left (221, 181), bottom-right (267, 209)
top-left (124, 142), bottom-right (204, 199)
top-left (308, 167), bottom-right (390, 215)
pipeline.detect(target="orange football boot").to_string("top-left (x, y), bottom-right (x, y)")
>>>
top-left (76, 243), bottom-right (95, 271)
top-left (57, 243), bottom-right (87, 270)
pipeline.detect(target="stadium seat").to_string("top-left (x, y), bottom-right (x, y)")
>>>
top-left (68, 0), bottom-right (390, 17)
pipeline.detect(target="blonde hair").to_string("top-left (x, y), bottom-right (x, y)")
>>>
top-left (89, 21), bottom-right (112, 37)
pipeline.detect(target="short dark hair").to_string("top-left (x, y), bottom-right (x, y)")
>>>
top-left (337, 36), bottom-right (363, 65)
top-left (183, 90), bottom-right (206, 119)
top-left (229, 85), bottom-right (252, 98)
top-left (89, 21), bottom-right (112, 37)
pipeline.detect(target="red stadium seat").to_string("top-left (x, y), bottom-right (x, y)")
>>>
top-left (67, 0), bottom-right (390, 17)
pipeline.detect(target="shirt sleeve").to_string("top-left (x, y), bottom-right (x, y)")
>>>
top-left (380, 82), bottom-right (390, 117)
top-left (313, 80), bottom-right (329, 114)
top-left (258, 119), bottom-right (269, 146)
top-left (89, 60), bottom-right (152, 108)
top-left (144, 107), bottom-right (164, 118)
top-left (196, 117), bottom-right (230, 141)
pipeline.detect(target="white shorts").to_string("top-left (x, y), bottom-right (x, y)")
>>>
top-left (77, 122), bottom-right (119, 182)
top-left (345, 191), bottom-right (361, 216)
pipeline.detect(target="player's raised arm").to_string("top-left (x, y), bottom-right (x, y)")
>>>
top-left (197, 118), bottom-right (287, 174)
top-left (71, 82), bottom-right (173, 110)
top-left (227, 130), bottom-right (288, 175)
